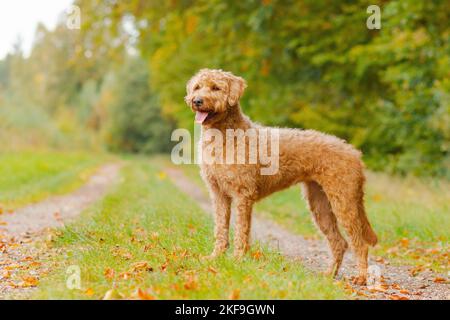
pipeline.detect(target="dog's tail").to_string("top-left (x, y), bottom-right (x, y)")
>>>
top-left (359, 204), bottom-right (378, 246)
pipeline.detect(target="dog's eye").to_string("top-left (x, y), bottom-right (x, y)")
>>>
top-left (212, 85), bottom-right (221, 91)
top-left (194, 85), bottom-right (200, 91)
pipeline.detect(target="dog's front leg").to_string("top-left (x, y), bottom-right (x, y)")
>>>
top-left (209, 187), bottom-right (231, 258)
top-left (233, 198), bottom-right (253, 259)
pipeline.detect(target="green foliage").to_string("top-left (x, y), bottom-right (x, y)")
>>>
top-left (76, 0), bottom-right (449, 177)
top-left (0, 25), bottom-right (109, 150)
top-left (0, 58), bottom-right (9, 90)
top-left (104, 58), bottom-right (175, 154)
top-left (0, 0), bottom-right (448, 176)
top-left (0, 22), bottom-right (173, 154)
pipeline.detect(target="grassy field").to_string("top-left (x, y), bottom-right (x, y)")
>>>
top-left (0, 150), bottom-right (107, 210)
top-left (34, 158), bottom-right (347, 299)
top-left (172, 161), bottom-right (450, 273)
top-left (2, 153), bottom-right (447, 299)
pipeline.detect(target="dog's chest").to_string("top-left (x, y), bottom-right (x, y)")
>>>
top-left (201, 164), bottom-right (259, 198)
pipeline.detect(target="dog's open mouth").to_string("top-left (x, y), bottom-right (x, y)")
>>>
top-left (195, 111), bottom-right (216, 124)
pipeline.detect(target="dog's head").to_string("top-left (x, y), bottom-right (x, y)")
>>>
top-left (185, 69), bottom-right (247, 125)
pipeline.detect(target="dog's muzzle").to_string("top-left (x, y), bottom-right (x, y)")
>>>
top-left (193, 97), bottom-right (203, 107)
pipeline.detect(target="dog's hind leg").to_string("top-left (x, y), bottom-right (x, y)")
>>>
top-left (302, 181), bottom-right (348, 277)
top-left (319, 180), bottom-right (372, 285)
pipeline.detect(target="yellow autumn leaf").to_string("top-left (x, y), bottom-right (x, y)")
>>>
top-left (229, 289), bottom-right (240, 300)
top-left (85, 288), bottom-right (95, 296)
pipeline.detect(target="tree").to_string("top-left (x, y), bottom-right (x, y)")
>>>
top-left (104, 57), bottom-right (175, 154)
top-left (76, 0), bottom-right (448, 176)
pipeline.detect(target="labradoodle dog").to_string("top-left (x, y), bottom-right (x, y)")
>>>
top-left (185, 68), bottom-right (378, 285)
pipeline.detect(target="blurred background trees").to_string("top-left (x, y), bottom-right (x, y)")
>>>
top-left (0, 0), bottom-right (448, 177)
top-left (103, 57), bottom-right (175, 153)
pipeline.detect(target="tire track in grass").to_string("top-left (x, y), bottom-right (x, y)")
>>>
top-left (165, 167), bottom-right (449, 300)
top-left (0, 163), bottom-right (121, 298)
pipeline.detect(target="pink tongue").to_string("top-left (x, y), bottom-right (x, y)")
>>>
top-left (195, 111), bottom-right (209, 124)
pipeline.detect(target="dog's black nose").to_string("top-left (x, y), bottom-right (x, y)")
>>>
top-left (193, 97), bottom-right (203, 107)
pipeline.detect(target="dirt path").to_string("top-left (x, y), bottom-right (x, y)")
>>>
top-left (0, 163), bottom-right (121, 299)
top-left (166, 168), bottom-right (449, 300)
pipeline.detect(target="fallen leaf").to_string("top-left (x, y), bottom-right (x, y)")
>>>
top-left (151, 232), bottom-right (159, 241)
top-left (21, 276), bottom-right (39, 287)
top-left (368, 286), bottom-right (386, 293)
top-left (399, 289), bottom-right (410, 294)
top-left (389, 294), bottom-right (409, 300)
top-left (111, 247), bottom-right (133, 260)
top-left (118, 272), bottom-right (132, 280)
top-left (400, 238), bottom-right (409, 248)
top-left (28, 261), bottom-right (41, 268)
top-left (104, 268), bottom-right (115, 280)
top-left (184, 277), bottom-right (198, 290)
top-left (157, 172), bottom-right (167, 180)
top-left (170, 283), bottom-right (181, 290)
top-left (391, 283), bottom-right (401, 290)
top-left (160, 262), bottom-right (168, 272)
top-left (130, 261), bottom-right (153, 273)
top-left (6, 281), bottom-right (18, 288)
top-left (143, 244), bottom-right (154, 252)
top-left (123, 252), bottom-right (133, 260)
top-left (135, 288), bottom-right (156, 300)
top-left (433, 277), bottom-right (448, 283)
top-left (410, 266), bottom-right (424, 276)
top-left (252, 250), bottom-right (263, 260)
top-left (355, 290), bottom-right (368, 297)
top-left (85, 288), bottom-right (95, 296)
top-left (229, 289), bottom-right (240, 300)
top-left (207, 266), bottom-right (218, 274)
top-left (179, 249), bottom-right (189, 258)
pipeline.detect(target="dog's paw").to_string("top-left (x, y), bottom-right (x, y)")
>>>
top-left (233, 250), bottom-right (247, 260)
top-left (202, 249), bottom-right (225, 260)
top-left (324, 264), bottom-right (340, 278)
top-left (202, 254), bottom-right (217, 261)
top-left (352, 275), bottom-right (367, 286)
top-left (322, 269), bottom-right (336, 278)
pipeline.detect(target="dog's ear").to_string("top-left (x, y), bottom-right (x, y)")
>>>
top-left (186, 73), bottom-right (200, 94)
top-left (227, 74), bottom-right (247, 106)
top-left (185, 75), bottom-right (196, 105)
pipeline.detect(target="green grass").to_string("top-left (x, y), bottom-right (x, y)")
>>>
top-left (0, 150), bottom-right (108, 210)
top-left (34, 158), bottom-right (347, 299)
top-left (258, 173), bottom-right (450, 240)
top-left (172, 160), bottom-right (450, 272)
